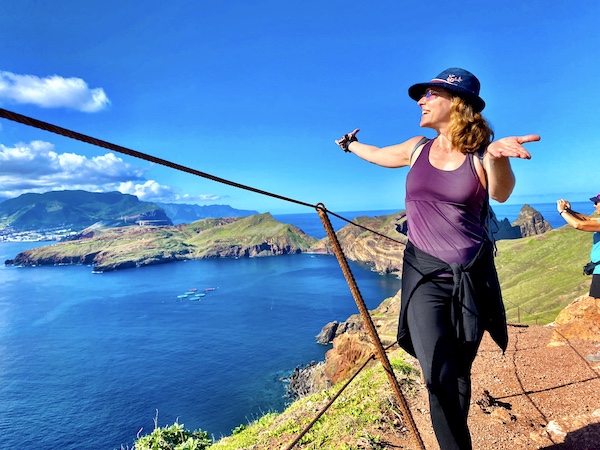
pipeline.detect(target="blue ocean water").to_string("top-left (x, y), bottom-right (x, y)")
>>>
top-left (0, 242), bottom-right (400, 449)
top-left (0, 202), bottom-right (590, 449)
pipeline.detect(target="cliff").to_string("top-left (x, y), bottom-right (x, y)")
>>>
top-left (310, 205), bottom-right (551, 279)
top-left (309, 212), bottom-right (408, 277)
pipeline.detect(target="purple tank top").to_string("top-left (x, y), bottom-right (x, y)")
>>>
top-left (405, 138), bottom-right (486, 264)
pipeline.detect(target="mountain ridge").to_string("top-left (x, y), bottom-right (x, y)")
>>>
top-left (0, 190), bottom-right (171, 230)
top-left (0, 190), bottom-right (262, 232)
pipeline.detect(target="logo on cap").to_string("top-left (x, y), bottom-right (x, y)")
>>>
top-left (445, 75), bottom-right (463, 84)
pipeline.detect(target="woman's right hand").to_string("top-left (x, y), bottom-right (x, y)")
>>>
top-left (335, 128), bottom-right (360, 152)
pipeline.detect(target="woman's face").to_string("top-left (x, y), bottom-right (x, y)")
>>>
top-left (417, 87), bottom-right (453, 130)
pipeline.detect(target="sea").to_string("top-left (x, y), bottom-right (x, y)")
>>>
top-left (0, 202), bottom-right (592, 449)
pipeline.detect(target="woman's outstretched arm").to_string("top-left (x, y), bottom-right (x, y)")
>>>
top-left (335, 128), bottom-right (426, 168)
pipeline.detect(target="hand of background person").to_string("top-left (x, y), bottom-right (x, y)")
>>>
top-left (487, 134), bottom-right (540, 159)
top-left (557, 199), bottom-right (571, 212)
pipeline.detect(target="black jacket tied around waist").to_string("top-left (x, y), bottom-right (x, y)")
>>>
top-left (397, 240), bottom-right (508, 357)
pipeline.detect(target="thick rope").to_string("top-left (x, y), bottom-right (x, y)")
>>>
top-left (0, 108), bottom-right (316, 209)
top-left (0, 107), bottom-right (405, 244)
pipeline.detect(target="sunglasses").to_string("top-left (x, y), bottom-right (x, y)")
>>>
top-left (421, 89), bottom-right (445, 101)
top-left (424, 89), bottom-right (438, 100)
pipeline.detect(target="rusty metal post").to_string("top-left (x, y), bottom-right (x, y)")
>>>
top-left (316, 204), bottom-right (425, 450)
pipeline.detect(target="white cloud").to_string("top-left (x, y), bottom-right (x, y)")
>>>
top-left (0, 140), bottom-right (143, 193)
top-left (0, 71), bottom-right (110, 112)
top-left (0, 140), bottom-right (222, 204)
top-left (118, 180), bottom-right (222, 203)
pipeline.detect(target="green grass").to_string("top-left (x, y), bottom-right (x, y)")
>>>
top-left (133, 355), bottom-right (418, 449)
top-left (207, 354), bottom-right (418, 450)
top-left (495, 226), bottom-right (592, 324)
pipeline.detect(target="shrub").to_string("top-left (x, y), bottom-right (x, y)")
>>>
top-left (135, 422), bottom-right (212, 450)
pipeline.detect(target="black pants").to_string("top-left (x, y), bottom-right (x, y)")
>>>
top-left (406, 276), bottom-right (483, 450)
top-left (591, 274), bottom-right (600, 298)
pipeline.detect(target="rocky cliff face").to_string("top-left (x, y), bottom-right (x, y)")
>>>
top-left (310, 206), bottom-right (551, 278)
top-left (513, 204), bottom-right (553, 237)
top-left (309, 212), bottom-right (408, 277)
top-left (290, 293), bottom-right (402, 397)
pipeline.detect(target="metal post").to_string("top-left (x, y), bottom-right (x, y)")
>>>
top-left (316, 204), bottom-right (425, 450)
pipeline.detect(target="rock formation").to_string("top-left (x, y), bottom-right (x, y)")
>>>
top-left (289, 294), bottom-right (401, 399)
top-left (550, 295), bottom-right (600, 345)
top-left (309, 213), bottom-right (408, 277)
top-left (284, 362), bottom-right (331, 400)
top-left (513, 204), bottom-right (553, 237)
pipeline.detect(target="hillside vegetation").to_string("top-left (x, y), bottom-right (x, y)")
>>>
top-left (495, 225), bottom-right (592, 323)
top-left (6, 213), bottom-right (318, 272)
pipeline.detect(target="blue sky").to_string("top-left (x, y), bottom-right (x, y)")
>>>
top-left (0, 0), bottom-right (598, 214)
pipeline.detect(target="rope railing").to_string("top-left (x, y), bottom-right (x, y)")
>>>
top-left (0, 107), bottom-right (421, 448)
top-left (503, 298), bottom-right (542, 325)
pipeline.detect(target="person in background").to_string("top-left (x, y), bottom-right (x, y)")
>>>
top-left (336, 68), bottom-right (539, 450)
top-left (557, 194), bottom-right (600, 362)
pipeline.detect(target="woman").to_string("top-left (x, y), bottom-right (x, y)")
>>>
top-left (335, 68), bottom-right (539, 450)
top-left (556, 195), bottom-right (600, 299)
top-left (556, 195), bottom-right (600, 363)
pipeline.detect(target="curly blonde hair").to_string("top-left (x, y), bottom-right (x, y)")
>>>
top-left (447, 97), bottom-right (494, 154)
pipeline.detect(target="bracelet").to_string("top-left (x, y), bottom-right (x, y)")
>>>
top-left (339, 134), bottom-right (358, 153)
top-left (560, 210), bottom-right (568, 215)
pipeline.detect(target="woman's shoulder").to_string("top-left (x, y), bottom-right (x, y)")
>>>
top-left (408, 136), bottom-right (432, 165)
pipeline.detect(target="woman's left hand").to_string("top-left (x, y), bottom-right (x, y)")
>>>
top-left (487, 134), bottom-right (540, 159)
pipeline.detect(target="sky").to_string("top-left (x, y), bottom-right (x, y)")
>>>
top-left (0, 0), bottom-right (599, 214)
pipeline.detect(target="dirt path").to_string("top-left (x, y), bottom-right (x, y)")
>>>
top-left (390, 324), bottom-right (600, 450)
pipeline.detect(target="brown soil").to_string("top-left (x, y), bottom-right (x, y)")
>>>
top-left (386, 324), bottom-right (600, 450)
